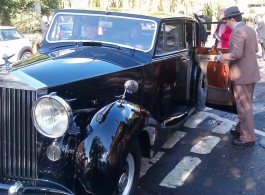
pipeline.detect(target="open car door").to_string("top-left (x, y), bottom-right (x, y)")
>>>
top-left (195, 46), bottom-right (237, 113)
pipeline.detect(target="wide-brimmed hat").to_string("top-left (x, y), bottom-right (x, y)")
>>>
top-left (222, 6), bottom-right (243, 20)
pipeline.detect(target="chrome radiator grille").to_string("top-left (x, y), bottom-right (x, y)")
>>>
top-left (0, 87), bottom-right (37, 185)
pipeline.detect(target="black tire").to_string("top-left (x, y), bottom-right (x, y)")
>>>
top-left (20, 51), bottom-right (32, 60)
top-left (116, 139), bottom-right (141, 195)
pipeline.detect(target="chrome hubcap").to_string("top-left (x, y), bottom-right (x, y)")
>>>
top-left (118, 153), bottom-right (134, 195)
top-left (118, 173), bottom-right (128, 192)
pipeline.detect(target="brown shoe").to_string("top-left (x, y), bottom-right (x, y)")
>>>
top-left (230, 129), bottom-right (240, 135)
top-left (233, 139), bottom-right (255, 146)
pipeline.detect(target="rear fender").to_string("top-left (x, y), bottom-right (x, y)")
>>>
top-left (74, 100), bottom-right (146, 195)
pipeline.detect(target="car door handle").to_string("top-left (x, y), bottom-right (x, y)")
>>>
top-left (181, 57), bottom-right (189, 61)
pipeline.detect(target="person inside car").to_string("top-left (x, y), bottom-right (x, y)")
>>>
top-left (123, 21), bottom-right (148, 49)
top-left (83, 20), bottom-right (100, 40)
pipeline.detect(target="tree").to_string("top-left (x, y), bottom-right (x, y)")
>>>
top-left (40, 0), bottom-right (61, 14)
top-left (4, 0), bottom-right (60, 34)
top-left (0, 0), bottom-right (35, 25)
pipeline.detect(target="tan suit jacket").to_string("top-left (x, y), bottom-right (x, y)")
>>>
top-left (220, 22), bottom-right (260, 142)
top-left (220, 22), bottom-right (261, 84)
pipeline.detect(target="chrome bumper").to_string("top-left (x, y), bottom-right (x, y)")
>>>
top-left (0, 181), bottom-right (23, 195)
top-left (0, 181), bottom-right (73, 195)
top-left (9, 181), bottom-right (23, 194)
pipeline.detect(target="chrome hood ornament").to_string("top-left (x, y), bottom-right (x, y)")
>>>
top-left (0, 53), bottom-right (14, 74)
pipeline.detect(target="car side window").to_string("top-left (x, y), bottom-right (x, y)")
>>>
top-left (155, 21), bottom-right (184, 54)
top-left (1, 29), bottom-right (23, 41)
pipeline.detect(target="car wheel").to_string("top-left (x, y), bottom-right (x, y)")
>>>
top-left (20, 51), bottom-right (32, 60)
top-left (116, 139), bottom-right (141, 195)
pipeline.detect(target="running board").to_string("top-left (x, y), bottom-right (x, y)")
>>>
top-left (161, 107), bottom-right (196, 127)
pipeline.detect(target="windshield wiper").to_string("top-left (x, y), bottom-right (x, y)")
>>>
top-left (83, 41), bottom-right (102, 47)
top-left (82, 42), bottom-right (123, 51)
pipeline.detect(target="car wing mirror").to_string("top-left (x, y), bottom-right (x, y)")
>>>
top-left (117, 80), bottom-right (138, 101)
top-left (124, 80), bottom-right (138, 94)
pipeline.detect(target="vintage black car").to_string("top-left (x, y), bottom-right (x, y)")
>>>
top-left (0, 9), bottom-right (235, 195)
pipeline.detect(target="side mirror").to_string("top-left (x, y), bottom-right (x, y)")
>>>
top-left (116, 80), bottom-right (138, 101)
top-left (124, 80), bottom-right (138, 94)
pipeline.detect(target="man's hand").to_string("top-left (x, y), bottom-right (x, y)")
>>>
top-left (214, 54), bottom-right (221, 62)
top-left (213, 32), bottom-right (221, 41)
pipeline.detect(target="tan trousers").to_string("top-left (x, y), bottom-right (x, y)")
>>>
top-left (233, 83), bottom-right (255, 142)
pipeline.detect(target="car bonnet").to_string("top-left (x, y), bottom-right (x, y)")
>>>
top-left (2, 47), bottom-right (146, 90)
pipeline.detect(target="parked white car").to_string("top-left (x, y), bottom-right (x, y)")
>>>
top-left (0, 26), bottom-right (32, 65)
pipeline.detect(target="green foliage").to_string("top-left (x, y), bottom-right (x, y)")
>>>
top-left (0, 0), bottom-right (35, 16)
top-left (249, 8), bottom-right (255, 14)
top-left (0, 0), bottom-right (35, 25)
top-left (131, 0), bottom-right (135, 8)
top-left (169, 0), bottom-right (176, 12)
top-left (95, 0), bottom-right (100, 7)
top-left (0, 0), bottom-right (16, 18)
top-left (40, 0), bottom-right (61, 14)
top-left (203, 3), bottom-right (213, 22)
top-left (203, 3), bottom-right (214, 33)
top-left (10, 10), bottom-right (41, 34)
top-left (118, 0), bottom-right (123, 8)
top-left (16, 0), bottom-right (36, 9)
top-left (0, 0), bottom-right (61, 34)
top-left (109, 0), bottom-right (117, 8)
top-left (215, 4), bottom-right (221, 20)
top-left (158, 0), bottom-right (163, 11)
top-left (109, 0), bottom-right (122, 8)
top-left (0, 0), bottom-right (60, 27)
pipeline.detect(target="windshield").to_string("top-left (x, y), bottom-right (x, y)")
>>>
top-left (47, 13), bottom-right (157, 51)
top-left (1, 29), bottom-right (24, 40)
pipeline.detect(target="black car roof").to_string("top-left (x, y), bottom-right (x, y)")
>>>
top-left (54, 9), bottom-right (194, 23)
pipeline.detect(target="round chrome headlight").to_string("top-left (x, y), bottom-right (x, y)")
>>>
top-left (32, 93), bottom-right (73, 138)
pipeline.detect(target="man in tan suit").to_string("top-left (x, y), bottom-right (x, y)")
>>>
top-left (216, 6), bottom-right (261, 146)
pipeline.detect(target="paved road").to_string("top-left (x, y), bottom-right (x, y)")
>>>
top-left (136, 56), bottom-right (265, 195)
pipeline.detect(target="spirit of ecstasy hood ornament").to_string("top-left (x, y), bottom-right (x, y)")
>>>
top-left (0, 53), bottom-right (14, 74)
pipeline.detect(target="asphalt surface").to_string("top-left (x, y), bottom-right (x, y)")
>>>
top-left (136, 45), bottom-right (265, 195)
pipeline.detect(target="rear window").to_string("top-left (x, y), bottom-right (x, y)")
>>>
top-left (59, 23), bottom-right (73, 31)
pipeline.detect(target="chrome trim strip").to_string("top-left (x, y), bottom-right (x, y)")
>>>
top-left (152, 49), bottom-right (188, 62)
top-left (0, 182), bottom-right (73, 195)
top-left (186, 56), bottom-right (192, 100)
top-left (23, 187), bottom-right (73, 195)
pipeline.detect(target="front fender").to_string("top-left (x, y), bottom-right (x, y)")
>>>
top-left (74, 100), bottom-right (146, 195)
